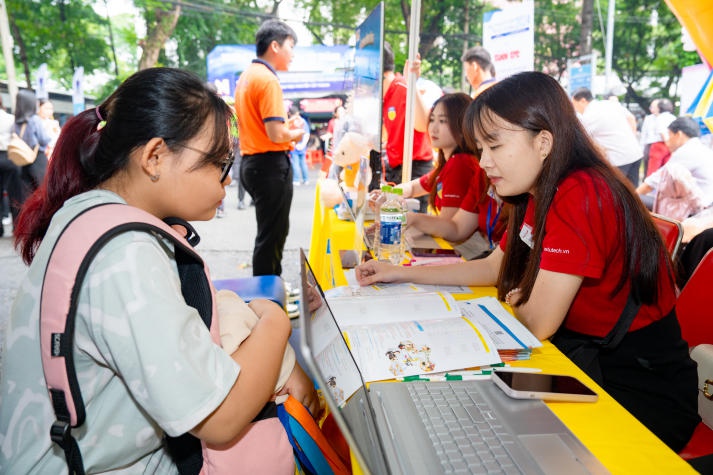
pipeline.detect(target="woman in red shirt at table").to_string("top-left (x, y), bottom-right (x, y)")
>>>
top-left (394, 92), bottom-right (505, 259)
top-left (356, 71), bottom-right (699, 452)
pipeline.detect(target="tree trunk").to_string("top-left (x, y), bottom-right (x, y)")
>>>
top-left (138, 4), bottom-right (181, 71)
top-left (9, 21), bottom-right (30, 88)
top-left (580, 0), bottom-right (594, 56)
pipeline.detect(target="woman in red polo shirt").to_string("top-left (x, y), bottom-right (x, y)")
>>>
top-left (394, 93), bottom-right (505, 259)
top-left (356, 71), bottom-right (699, 452)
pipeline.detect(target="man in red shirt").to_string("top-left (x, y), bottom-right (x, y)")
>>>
top-left (382, 42), bottom-right (433, 212)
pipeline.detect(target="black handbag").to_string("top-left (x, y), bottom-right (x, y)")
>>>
top-left (550, 294), bottom-right (640, 384)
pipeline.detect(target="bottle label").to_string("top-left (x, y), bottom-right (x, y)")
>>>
top-left (380, 220), bottom-right (401, 245)
top-left (380, 214), bottom-right (402, 223)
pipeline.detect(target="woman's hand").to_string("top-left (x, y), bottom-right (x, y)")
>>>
top-left (306, 284), bottom-right (322, 313)
top-left (367, 189), bottom-right (384, 212)
top-left (355, 259), bottom-right (405, 286)
top-left (276, 363), bottom-right (321, 419)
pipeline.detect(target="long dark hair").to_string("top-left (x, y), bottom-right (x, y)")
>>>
top-left (14, 68), bottom-right (234, 264)
top-left (463, 71), bottom-right (670, 306)
top-left (14, 89), bottom-right (38, 124)
top-left (426, 93), bottom-right (475, 211)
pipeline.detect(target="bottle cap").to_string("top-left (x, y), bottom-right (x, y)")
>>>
top-left (381, 184), bottom-right (392, 193)
top-left (392, 187), bottom-right (403, 196)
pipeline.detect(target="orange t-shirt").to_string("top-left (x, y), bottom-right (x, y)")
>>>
top-left (234, 60), bottom-right (291, 155)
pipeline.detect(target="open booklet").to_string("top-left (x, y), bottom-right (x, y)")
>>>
top-left (458, 296), bottom-right (542, 361)
top-left (322, 284), bottom-right (506, 382)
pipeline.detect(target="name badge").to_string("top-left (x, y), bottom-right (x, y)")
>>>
top-left (519, 223), bottom-right (534, 248)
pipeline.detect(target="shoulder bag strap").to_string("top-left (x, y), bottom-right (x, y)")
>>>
top-left (599, 292), bottom-right (641, 349)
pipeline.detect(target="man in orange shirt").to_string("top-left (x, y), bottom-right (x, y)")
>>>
top-left (234, 20), bottom-right (305, 276)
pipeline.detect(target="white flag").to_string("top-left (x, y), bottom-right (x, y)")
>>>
top-left (36, 63), bottom-right (48, 100)
top-left (72, 66), bottom-right (84, 115)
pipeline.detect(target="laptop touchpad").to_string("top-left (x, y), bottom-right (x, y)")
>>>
top-left (518, 434), bottom-right (590, 475)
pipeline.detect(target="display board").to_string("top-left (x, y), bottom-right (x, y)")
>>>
top-left (349, 2), bottom-right (384, 156)
top-left (207, 44), bottom-right (353, 100)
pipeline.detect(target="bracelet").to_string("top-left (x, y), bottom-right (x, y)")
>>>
top-left (505, 287), bottom-right (521, 306)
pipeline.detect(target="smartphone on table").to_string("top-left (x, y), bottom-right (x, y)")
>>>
top-left (410, 247), bottom-right (461, 258)
top-left (492, 370), bottom-right (598, 403)
top-left (339, 249), bottom-right (373, 269)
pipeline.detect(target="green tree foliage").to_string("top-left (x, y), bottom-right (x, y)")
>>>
top-left (535, 0), bottom-right (582, 80)
top-left (5, 0), bottom-right (112, 90)
top-left (166, 1), bottom-right (269, 77)
top-left (591, 0), bottom-right (699, 108)
top-left (1, 0), bottom-right (705, 108)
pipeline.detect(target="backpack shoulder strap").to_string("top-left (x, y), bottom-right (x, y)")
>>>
top-left (39, 202), bottom-right (215, 475)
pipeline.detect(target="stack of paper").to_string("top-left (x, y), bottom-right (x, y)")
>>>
top-left (458, 296), bottom-right (542, 361)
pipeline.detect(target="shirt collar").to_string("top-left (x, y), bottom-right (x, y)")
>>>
top-left (253, 58), bottom-right (278, 77)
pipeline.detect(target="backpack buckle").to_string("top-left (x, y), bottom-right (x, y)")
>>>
top-left (50, 420), bottom-right (71, 447)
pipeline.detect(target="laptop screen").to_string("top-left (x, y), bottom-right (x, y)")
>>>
top-left (298, 249), bottom-right (389, 474)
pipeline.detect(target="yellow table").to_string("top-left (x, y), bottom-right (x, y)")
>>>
top-left (307, 184), bottom-right (695, 474)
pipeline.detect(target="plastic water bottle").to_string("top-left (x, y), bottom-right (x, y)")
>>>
top-left (378, 185), bottom-right (405, 265)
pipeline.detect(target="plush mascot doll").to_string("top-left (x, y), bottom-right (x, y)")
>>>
top-left (332, 132), bottom-right (370, 191)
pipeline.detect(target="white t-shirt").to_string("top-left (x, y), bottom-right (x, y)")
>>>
top-left (0, 109), bottom-right (14, 150)
top-left (645, 137), bottom-right (713, 207)
top-left (579, 100), bottom-right (642, 166)
top-left (655, 112), bottom-right (676, 139)
top-left (0, 190), bottom-right (239, 474)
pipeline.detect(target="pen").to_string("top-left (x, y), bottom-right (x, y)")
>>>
top-left (492, 367), bottom-right (543, 373)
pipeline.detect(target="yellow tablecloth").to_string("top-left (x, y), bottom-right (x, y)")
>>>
top-left (307, 182), bottom-right (695, 474)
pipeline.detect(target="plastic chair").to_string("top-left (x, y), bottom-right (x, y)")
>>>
top-left (213, 275), bottom-right (286, 308)
top-left (676, 248), bottom-right (713, 348)
top-left (675, 249), bottom-right (713, 460)
top-left (651, 212), bottom-right (683, 260)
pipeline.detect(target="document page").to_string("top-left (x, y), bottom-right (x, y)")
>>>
top-left (344, 316), bottom-right (501, 382)
top-left (324, 286), bottom-right (461, 327)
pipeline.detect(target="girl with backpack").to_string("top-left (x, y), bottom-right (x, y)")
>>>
top-left (0, 68), bottom-right (318, 474)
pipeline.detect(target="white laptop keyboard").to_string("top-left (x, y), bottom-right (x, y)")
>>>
top-left (407, 382), bottom-right (525, 474)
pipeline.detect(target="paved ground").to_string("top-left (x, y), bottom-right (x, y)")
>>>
top-left (0, 165), bottom-right (322, 367)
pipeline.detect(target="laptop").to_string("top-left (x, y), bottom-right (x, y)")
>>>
top-left (298, 249), bottom-right (609, 475)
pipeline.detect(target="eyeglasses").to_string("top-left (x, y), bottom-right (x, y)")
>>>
top-left (171, 143), bottom-right (235, 183)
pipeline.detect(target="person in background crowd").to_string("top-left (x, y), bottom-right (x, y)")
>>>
top-left (1, 67), bottom-right (317, 473)
top-left (0, 95), bottom-right (19, 237)
top-left (461, 46), bottom-right (497, 98)
top-left (288, 104), bottom-right (310, 186)
top-left (646, 98), bottom-right (676, 176)
top-left (234, 19), bottom-right (305, 276)
top-left (606, 92), bottom-right (637, 134)
top-left (639, 98), bottom-right (661, 178)
top-left (636, 116), bottom-right (713, 212)
top-left (326, 104), bottom-right (345, 156)
top-left (14, 89), bottom-right (51, 210)
top-left (572, 87), bottom-right (642, 186)
top-left (37, 98), bottom-right (61, 159)
top-left (382, 41), bottom-right (433, 213)
top-left (357, 72), bottom-right (700, 453)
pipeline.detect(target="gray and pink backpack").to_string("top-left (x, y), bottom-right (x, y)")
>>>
top-left (39, 203), bottom-right (293, 474)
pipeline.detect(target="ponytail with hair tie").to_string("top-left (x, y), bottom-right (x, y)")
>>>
top-left (95, 107), bottom-right (106, 131)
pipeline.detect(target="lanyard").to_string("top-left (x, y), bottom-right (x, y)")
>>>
top-left (486, 189), bottom-right (503, 249)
